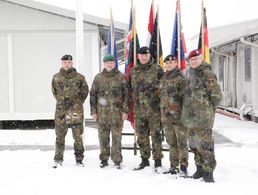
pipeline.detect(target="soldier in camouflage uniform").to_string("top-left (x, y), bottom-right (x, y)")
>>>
top-left (51, 54), bottom-right (89, 168)
top-left (160, 55), bottom-right (188, 176)
top-left (90, 54), bottom-right (129, 169)
top-left (129, 47), bottom-right (164, 171)
top-left (181, 49), bottom-right (222, 182)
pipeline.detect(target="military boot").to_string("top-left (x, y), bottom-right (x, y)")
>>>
top-left (203, 171), bottom-right (215, 183)
top-left (134, 158), bottom-right (150, 170)
top-left (180, 165), bottom-right (188, 176)
top-left (154, 159), bottom-right (162, 168)
top-left (114, 162), bottom-right (121, 169)
top-left (163, 165), bottom-right (179, 175)
top-left (76, 160), bottom-right (84, 167)
top-left (192, 165), bottom-right (204, 179)
top-left (100, 160), bottom-right (108, 168)
top-left (154, 159), bottom-right (162, 173)
top-left (52, 160), bottom-right (63, 169)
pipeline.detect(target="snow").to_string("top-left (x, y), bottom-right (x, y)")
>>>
top-left (0, 113), bottom-right (258, 195)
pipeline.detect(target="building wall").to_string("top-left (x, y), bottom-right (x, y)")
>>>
top-left (0, 36), bottom-right (9, 113)
top-left (212, 52), bottom-right (233, 107)
top-left (252, 47), bottom-right (258, 115)
top-left (0, 1), bottom-right (100, 120)
top-left (236, 45), bottom-right (252, 107)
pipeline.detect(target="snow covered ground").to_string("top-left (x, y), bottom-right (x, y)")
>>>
top-left (0, 113), bottom-right (258, 195)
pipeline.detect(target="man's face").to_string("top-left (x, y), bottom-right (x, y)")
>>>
top-left (104, 61), bottom-right (116, 72)
top-left (61, 60), bottom-right (73, 70)
top-left (165, 60), bottom-right (178, 71)
top-left (189, 55), bottom-right (203, 69)
top-left (138, 53), bottom-right (150, 65)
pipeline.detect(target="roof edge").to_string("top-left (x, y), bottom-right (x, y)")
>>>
top-left (2, 0), bottom-right (128, 30)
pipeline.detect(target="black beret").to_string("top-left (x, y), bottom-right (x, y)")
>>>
top-left (138, 46), bottom-right (150, 54)
top-left (61, 54), bottom-right (73, 61)
top-left (164, 54), bottom-right (177, 63)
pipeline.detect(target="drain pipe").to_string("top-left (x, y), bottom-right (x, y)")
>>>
top-left (240, 103), bottom-right (253, 120)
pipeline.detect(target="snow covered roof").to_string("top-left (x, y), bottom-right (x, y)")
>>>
top-left (190, 18), bottom-right (258, 49)
top-left (2, 0), bottom-right (128, 30)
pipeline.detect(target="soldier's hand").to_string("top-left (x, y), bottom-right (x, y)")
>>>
top-left (92, 113), bottom-right (97, 120)
top-left (122, 113), bottom-right (128, 121)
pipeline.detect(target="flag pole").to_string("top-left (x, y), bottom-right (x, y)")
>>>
top-left (75, 0), bottom-right (84, 72)
top-left (201, 0), bottom-right (204, 61)
top-left (177, 0), bottom-right (181, 69)
top-left (133, 6), bottom-right (136, 66)
top-left (132, 3), bottom-right (137, 155)
top-left (110, 7), bottom-right (114, 55)
top-left (157, 4), bottom-right (160, 65)
top-left (152, 0), bottom-right (155, 21)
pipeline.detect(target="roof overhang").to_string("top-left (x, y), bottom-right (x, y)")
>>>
top-left (2, 0), bottom-right (128, 30)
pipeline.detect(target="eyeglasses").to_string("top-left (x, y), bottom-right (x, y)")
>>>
top-left (189, 56), bottom-right (202, 62)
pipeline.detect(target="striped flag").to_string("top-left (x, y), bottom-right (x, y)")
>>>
top-left (198, 1), bottom-right (210, 64)
top-left (125, 6), bottom-right (140, 128)
top-left (149, 6), bottom-right (164, 68)
top-left (146, 0), bottom-right (155, 46)
top-left (171, 0), bottom-right (186, 70)
top-left (106, 8), bottom-right (118, 69)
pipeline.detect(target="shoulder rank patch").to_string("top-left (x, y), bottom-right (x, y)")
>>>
top-left (208, 79), bottom-right (215, 87)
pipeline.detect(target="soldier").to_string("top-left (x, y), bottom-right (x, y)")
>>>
top-left (51, 54), bottom-right (89, 168)
top-left (90, 54), bottom-right (129, 169)
top-left (181, 49), bottom-right (222, 182)
top-left (129, 46), bottom-right (164, 172)
top-left (160, 54), bottom-right (188, 176)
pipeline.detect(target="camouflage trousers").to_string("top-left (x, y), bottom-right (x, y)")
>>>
top-left (188, 128), bottom-right (216, 173)
top-left (54, 123), bottom-right (84, 162)
top-left (164, 123), bottom-right (188, 167)
top-left (98, 122), bottom-right (123, 163)
top-left (135, 116), bottom-right (163, 160)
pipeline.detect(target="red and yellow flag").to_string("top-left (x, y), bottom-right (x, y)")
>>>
top-left (125, 5), bottom-right (140, 129)
top-left (146, 0), bottom-right (155, 46)
top-left (198, 1), bottom-right (210, 64)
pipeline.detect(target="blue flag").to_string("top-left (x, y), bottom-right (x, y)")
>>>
top-left (171, 0), bottom-right (186, 70)
top-left (106, 10), bottom-right (118, 69)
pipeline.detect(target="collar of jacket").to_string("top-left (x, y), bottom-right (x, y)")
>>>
top-left (165, 68), bottom-right (181, 78)
top-left (102, 68), bottom-right (119, 77)
top-left (60, 67), bottom-right (76, 77)
top-left (136, 56), bottom-right (154, 70)
top-left (189, 61), bottom-right (211, 75)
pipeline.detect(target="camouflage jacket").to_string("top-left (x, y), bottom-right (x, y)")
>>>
top-left (52, 67), bottom-right (89, 125)
top-left (181, 62), bottom-right (222, 129)
top-left (90, 68), bottom-right (129, 125)
top-left (129, 57), bottom-right (164, 118)
top-left (160, 68), bottom-right (186, 125)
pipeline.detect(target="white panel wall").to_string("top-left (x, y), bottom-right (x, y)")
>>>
top-left (12, 34), bottom-right (77, 114)
top-left (0, 36), bottom-right (9, 113)
top-left (0, 1), bottom-right (100, 120)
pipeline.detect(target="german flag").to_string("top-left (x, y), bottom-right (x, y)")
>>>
top-left (198, 3), bottom-right (210, 64)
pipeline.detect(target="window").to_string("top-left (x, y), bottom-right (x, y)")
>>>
top-left (244, 48), bottom-right (251, 81)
